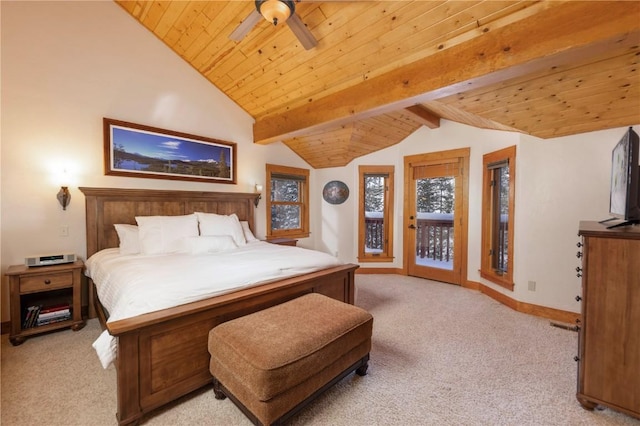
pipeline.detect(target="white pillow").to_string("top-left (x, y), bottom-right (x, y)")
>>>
top-left (185, 235), bottom-right (238, 254)
top-left (240, 221), bottom-right (259, 242)
top-left (114, 224), bottom-right (140, 255)
top-left (135, 214), bottom-right (199, 255)
top-left (196, 212), bottom-right (247, 246)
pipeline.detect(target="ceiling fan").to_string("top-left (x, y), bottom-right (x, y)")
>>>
top-left (229, 0), bottom-right (318, 50)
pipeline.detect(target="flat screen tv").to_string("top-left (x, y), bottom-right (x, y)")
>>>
top-left (603, 127), bottom-right (640, 229)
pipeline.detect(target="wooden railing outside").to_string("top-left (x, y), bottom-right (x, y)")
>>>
top-left (365, 215), bottom-right (506, 265)
top-left (364, 216), bottom-right (455, 261)
top-left (494, 215), bottom-right (509, 272)
top-left (364, 217), bottom-right (384, 252)
top-left (415, 218), bottom-right (454, 262)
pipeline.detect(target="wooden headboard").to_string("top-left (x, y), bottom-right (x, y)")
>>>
top-left (79, 187), bottom-right (258, 257)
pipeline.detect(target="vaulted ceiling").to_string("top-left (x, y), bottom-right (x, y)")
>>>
top-left (117, 1), bottom-right (640, 168)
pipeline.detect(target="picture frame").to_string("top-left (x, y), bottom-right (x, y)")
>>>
top-left (103, 118), bottom-right (237, 184)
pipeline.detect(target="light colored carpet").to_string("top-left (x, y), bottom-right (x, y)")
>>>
top-left (2, 275), bottom-right (638, 425)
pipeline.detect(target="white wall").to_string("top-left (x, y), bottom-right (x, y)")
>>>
top-left (0, 1), bottom-right (309, 322)
top-left (514, 129), bottom-right (623, 311)
top-left (316, 121), bottom-right (638, 313)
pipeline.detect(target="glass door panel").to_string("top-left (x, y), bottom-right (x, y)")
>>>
top-left (415, 177), bottom-right (455, 271)
top-left (364, 175), bottom-right (385, 254)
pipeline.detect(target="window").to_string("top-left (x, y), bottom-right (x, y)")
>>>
top-left (358, 166), bottom-right (394, 262)
top-left (481, 146), bottom-right (516, 290)
top-left (266, 164), bottom-right (310, 239)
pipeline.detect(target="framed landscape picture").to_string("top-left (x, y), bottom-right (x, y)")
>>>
top-left (103, 118), bottom-right (236, 184)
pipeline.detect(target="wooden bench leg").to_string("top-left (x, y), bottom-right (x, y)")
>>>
top-left (356, 360), bottom-right (369, 376)
top-left (212, 377), bottom-right (227, 400)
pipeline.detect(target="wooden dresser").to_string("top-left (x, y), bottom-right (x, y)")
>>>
top-left (576, 221), bottom-right (639, 419)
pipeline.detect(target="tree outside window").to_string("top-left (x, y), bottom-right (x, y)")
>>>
top-left (266, 164), bottom-right (309, 239)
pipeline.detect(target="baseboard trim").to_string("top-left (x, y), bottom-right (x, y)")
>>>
top-left (356, 267), bottom-right (405, 275)
top-left (466, 279), bottom-right (580, 324)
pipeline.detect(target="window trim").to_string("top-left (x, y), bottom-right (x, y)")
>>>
top-left (480, 146), bottom-right (516, 290)
top-left (266, 163), bottom-right (310, 239)
top-left (358, 165), bottom-right (394, 262)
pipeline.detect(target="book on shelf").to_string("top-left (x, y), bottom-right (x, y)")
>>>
top-left (30, 307), bottom-right (40, 328)
top-left (22, 305), bottom-right (39, 328)
top-left (22, 303), bottom-right (73, 328)
top-left (39, 303), bottom-right (70, 314)
top-left (38, 309), bottom-right (71, 321)
top-left (22, 307), bottom-right (31, 328)
top-left (36, 313), bottom-right (71, 326)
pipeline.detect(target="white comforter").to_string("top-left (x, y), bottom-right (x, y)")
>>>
top-left (85, 241), bottom-right (341, 368)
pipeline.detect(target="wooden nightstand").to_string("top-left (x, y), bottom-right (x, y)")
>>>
top-left (266, 238), bottom-right (298, 246)
top-left (6, 260), bottom-right (86, 346)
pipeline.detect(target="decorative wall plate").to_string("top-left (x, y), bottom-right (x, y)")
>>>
top-left (323, 180), bottom-right (349, 205)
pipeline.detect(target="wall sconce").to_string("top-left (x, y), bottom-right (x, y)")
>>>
top-left (254, 183), bottom-right (263, 207)
top-left (57, 186), bottom-right (71, 210)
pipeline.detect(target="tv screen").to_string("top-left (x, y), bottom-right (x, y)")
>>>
top-left (607, 127), bottom-right (640, 227)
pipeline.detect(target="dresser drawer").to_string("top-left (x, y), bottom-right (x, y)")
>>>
top-left (20, 271), bottom-right (73, 293)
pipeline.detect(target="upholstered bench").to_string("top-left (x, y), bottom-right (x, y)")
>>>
top-left (208, 293), bottom-right (373, 426)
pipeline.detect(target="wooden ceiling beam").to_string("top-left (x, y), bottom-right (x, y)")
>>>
top-left (404, 105), bottom-right (441, 129)
top-left (254, 1), bottom-right (640, 144)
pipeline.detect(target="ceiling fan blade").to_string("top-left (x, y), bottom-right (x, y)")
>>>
top-left (287, 13), bottom-right (317, 50)
top-left (229, 10), bottom-right (262, 42)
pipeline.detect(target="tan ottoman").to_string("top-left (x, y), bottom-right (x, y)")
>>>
top-left (208, 293), bottom-right (373, 426)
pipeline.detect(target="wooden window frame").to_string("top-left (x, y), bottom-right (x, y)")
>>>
top-left (266, 164), bottom-right (310, 239)
top-left (358, 165), bottom-right (394, 262)
top-left (480, 146), bottom-right (516, 290)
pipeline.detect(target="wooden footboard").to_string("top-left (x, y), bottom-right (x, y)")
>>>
top-left (107, 263), bottom-right (357, 425)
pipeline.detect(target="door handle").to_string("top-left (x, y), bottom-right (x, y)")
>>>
top-left (408, 224), bottom-right (416, 229)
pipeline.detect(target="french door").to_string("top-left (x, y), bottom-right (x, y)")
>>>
top-left (404, 148), bottom-right (469, 285)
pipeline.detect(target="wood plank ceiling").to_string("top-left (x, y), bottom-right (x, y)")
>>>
top-left (117, 1), bottom-right (640, 168)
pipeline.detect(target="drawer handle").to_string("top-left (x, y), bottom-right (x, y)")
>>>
top-left (44, 279), bottom-right (51, 285)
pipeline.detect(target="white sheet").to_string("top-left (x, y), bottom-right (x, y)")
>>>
top-left (85, 241), bottom-right (341, 368)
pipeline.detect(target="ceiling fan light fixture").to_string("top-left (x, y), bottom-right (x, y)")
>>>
top-left (256, 0), bottom-right (294, 26)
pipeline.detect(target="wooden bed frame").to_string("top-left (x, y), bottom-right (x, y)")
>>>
top-left (79, 187), bottom-right (358, 425)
